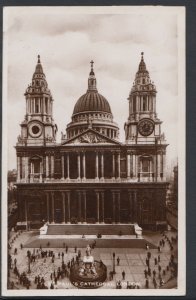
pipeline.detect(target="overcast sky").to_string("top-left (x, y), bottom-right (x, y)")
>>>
top-left (4, 6), bottom-right (184, 171)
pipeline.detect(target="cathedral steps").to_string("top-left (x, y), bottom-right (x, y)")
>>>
top-left (46, 224), bottom-right (135, 236)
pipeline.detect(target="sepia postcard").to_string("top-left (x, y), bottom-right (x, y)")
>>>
top-left (1, 5), bottom-right (185, 296)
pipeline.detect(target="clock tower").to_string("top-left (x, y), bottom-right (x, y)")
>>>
top-left (124, 53), bottom-right (167, 182)
top-left (125, 52), bottom-right (164, 145)
top-left (17, 55), bottom-right (57, 147)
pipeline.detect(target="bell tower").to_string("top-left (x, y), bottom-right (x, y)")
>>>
top-left (125, 52), bottom-right (164, 145)
top-left (17, 55), bottom-right (57, 146)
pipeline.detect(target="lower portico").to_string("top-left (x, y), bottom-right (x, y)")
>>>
top-left (16, 182), bottom-right (167, 229)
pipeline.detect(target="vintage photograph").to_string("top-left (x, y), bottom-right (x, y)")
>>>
top-left (2, 6), bottom-right (185, 296)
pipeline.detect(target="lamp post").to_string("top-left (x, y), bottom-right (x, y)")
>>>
top-left (113, 252), bottom-right (116, 274)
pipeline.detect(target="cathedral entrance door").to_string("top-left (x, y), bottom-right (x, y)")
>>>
top-left (120, 209), bottom-right (129, 223)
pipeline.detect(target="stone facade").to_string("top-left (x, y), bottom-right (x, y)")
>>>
top-left (15, 53), bottom-right (168, 229)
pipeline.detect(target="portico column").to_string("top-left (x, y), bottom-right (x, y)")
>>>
top-left (95, 152), bottom-right (99, 180)
top-left (133, 191), bottom-right (137, 223)
top-left (157, 153), bottom-right (161, 181)
top-left (132, 154), bottom-right (136, 177)
top-left (117, 192), bottom-right (120, 223)
top-left (112, 192), bottom-right (116, 223)
top-left (61, 192), bottom-right (66, 223)
top-left (51, 155), bottom-right (54, 179)
top-left (46, 155), bottom-right (49, 178)
top-left (67, 191), bottom-right (71, 223)
top-left (77, 153), bottom-right (81, 180)
top-left (46, 193), bottom-right (50, 223)
top-left (66, 153), bottom-right (70, 179)
top-left (101, 153), bottom-right (104, 179)
top-left (128, 191), bottom-right (132, 223)
top-left (25, 198), bottom-right (28, 230)
top-left (127, 153), bottom-right (131, 179)
top-left (96, 192), bottom-right (100, 223)
top-left (51, 192), bottom-right (55, 224)
top-left (61, 154), bottom-right (65, 180)
top-left (101, 192), bottom-right (104, 223)
top-left (82, 152), bottom-right (86, 180)
top-left (78, 191), bottom-right (81, 223)
top-left (117, 152), bottom-right (121, 179)
top-left (83, 191), bottom-right (87, 223)
top-left (112, 152), bottom-right (115, 179)
top-left (17, 156), bottom-right (20, 182)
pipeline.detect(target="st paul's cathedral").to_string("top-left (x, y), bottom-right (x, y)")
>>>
top-left (15, 53), bottom-right (168, 230)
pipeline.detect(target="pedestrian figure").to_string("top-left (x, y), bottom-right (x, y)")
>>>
top-left (145, 243), bottom-right (149, 250)
top-left (158, 246), bottom-right (161, 252)
top-left (117, 256), bottom-right (120, 266)
top-left (66, 246), bottom-right (68, 253)
top-left (145, 279), bottom-right (149, 288)
top-left (144, 269), bottom-right (148, 278)
top-left (146, 258), bottom-right (149, 267)
top-left (74, 246), bottom-right (77, 253)
top-left (153, 269), bottom-right (156, 277)
top-left (14, 248), bottom-right (17, 255)
top-left (153, 278), bottom-right (157, 289)
top-left (58, 252), bottom-right (60, 259)
top-left (50, 282), bottom-right (54, 289)
top-left (122, 270), bottom-right (125, 280)
top-left (158, 255), bottom-right (160, 262)
top-left (147, 252), bottom-right (151, 259)
top-left (163, 269), bottom-right (166, 276)
top-left (158, 265), bottom-right (161, 273)
top-left (154, 257), bottom-right (157, 265)
top-left (20, 243), bottom-right (23, 250)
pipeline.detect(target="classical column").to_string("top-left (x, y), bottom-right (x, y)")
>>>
top-left (17, 156), bottom-right (20, 182)
top-left (46, 155), bottom-right (49, 178)
top-left (46, 193), bottom-right (50, 223)
top-left (112, 152), bottom-right (115, 179)
top-left (96, 192), bottom-right (100, 223)
top-left (101, 153), bottom-right (104, 179)
top-left (82, 152), bottom-right (86, 180)
top-left (112, 192), bottom-right (116, 223)
top-left (117, 152), bottom-right (121, 179)
top-left (135, 155), bottom-right (138, 180)
top-left (117, 192), bottom-right (120, 223)
top-left (95, 152), bottom-right (99, 180)
top-left (78, 191), bottom-right (81, 223)
top-left (51, 155), bottom-right (54, 179)
top-left (157, 153), bottom-right (161, 180)
top-left (132, 154), bottom-right (136, 177)
top-left (133, 191), bottom-right (137, 223)
top-left (66, 153), bottom-right (70, 179)
top-left (25, 198), bottom-right (28, 230)
top-left (101, 192), bottom-right (105, 223)
top-left (128, 191), bottom-right (132, 223)
top-left (77, 153), bottom-right (81, 180)
top-left (127, 153), bottom-right (131, 179)
top-left (51, 192), bottom-right (55, 223)
top-left (162, 153), bottom-right (166, 180)
top-left (62, 192), bottom-right (66, 223)
top-left (67, 191), bottom-right (71, 223)
top-left (83, 191), bottom-right (87, 223)
top-left (61, 154), bottom-right (65, 180)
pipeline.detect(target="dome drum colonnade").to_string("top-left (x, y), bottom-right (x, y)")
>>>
top-left (15, 54), bottom-right (168, 229)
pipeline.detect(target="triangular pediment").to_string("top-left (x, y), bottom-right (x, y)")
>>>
top-left (62, 129), bottom-right (121, 145)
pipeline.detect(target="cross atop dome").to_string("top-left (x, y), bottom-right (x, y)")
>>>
top-left (90, 60), bottom-right (94, 69)
top-left (38, 54), bottom-right (41, 63)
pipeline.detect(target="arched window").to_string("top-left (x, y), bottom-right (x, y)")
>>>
top-left (30, 156), bottom-right (42, 174)
top-left (132, 96), bottom-right (136, 112)
top-left (143, 96), bottom-right (147, 111)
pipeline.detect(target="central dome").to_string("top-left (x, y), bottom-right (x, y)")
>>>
top-left (73, 91), bottom-right (112, 115)
top-left (65, 61), bottom-right (119, 141)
